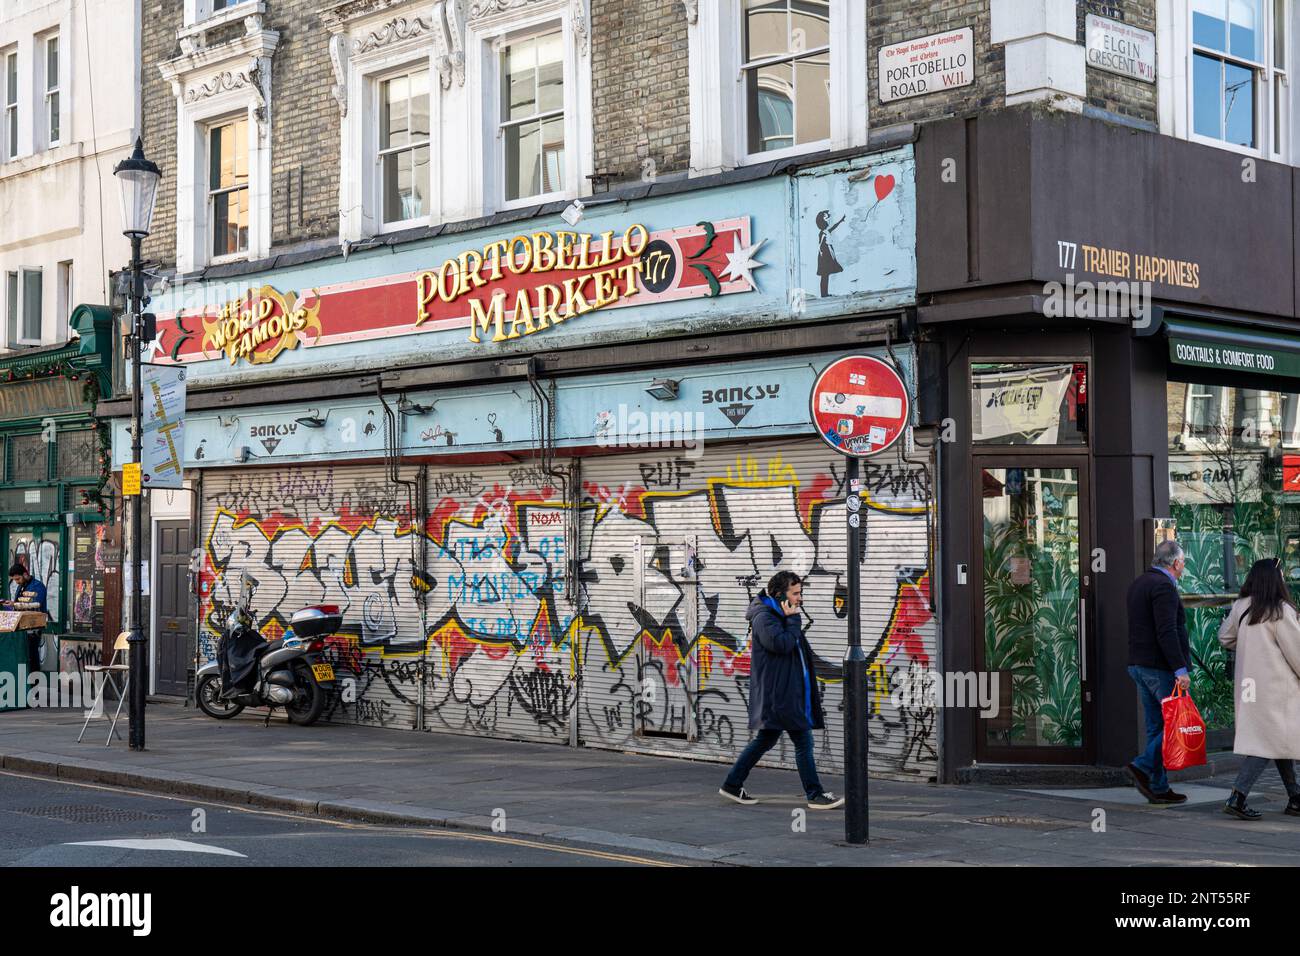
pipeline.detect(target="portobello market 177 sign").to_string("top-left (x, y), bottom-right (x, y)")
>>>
top-left (154, 218), bottom-right (758, 365)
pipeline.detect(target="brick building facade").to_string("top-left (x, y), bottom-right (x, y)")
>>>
top-left (137, 0), bottom-right (1176, 272)
top-left (591, 0), bottom-right (690, 185)
top-left (140, 0), bottom-right (181, 268)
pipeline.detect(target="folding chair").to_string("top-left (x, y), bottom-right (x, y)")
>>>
top-left (78, 633), bottom-right (130, 746)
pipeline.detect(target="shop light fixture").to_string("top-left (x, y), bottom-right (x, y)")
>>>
top-left (295, 410), bottom-right (327, 428)
top-left (645, 378), bottom-right (679, 401)
top-left (561, 199), bottom-right (585, 226)
top-left (398, 397), bottom-right (432, 416)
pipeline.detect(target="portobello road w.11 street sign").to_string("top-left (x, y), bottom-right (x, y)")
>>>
top-left (809, 354), bottom-right (910, 457)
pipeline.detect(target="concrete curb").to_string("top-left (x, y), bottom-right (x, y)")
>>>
top-left (952, 751), bottom-right (1247, 788)
top-left (0, 750), bottom-right (746, 866)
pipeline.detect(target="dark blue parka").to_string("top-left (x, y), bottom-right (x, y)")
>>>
top-left (745, 595), bottom-right (826, 732)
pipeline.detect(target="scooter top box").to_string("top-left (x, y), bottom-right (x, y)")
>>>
top-left (288, 605), bottom-right (342, 639)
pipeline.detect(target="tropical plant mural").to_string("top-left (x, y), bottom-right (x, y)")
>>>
top-left (1167, 383), bottom-right (1300, 730)
top-left (982, 468), bottom-right (1083, 749)
top-left (1169, 503), bottom-right (1234, 729)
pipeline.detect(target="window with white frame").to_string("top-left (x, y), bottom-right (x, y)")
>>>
top-left (160, 20), bottom-right (276, 271)
top-left (499, 28), bottom-right (565, 202)
top-left (1189, 0), bottom-right (1288, 155)
top-left (4, 49), bottom-right (17, 161)
top-left (461, 0), bottom-right (592, 218)
top-left (377, 67), bottom-right (431, 227)
top-left (207, 116), bottom-right (249, 260)
top-left (741, 0), bottom-right (830, 156)
top-left (1184, 382), bottom-right (1231, 445)
top-left (1279, 391), bottom-right (1300, 446)
top-left (186, 0), bottom-right (245, 27)
top-left (42, 33), bottom-right (59, 149)
top-left (6, 269), bottom-right (42, 347)
top-left (684, 0), bottom-right (865, 174)
top-left (56, 260), bottom-right (72, 340)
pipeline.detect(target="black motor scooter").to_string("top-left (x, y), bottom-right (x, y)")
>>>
top-left (195, 573), bottom-right (341, 725)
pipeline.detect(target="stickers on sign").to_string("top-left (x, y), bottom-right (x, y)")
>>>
top-left (818, 392), bottom-right (903, 419)
top-left (848, 512), bottom-right (861, 528)
top-left (846, 494), bottom-right (861, 513)
top-left (809, 355), bottom-right (910, 458)
top-left (849, 478), bottom-right (861, 492)
top-left (123, 462), bottom-right (142, 496)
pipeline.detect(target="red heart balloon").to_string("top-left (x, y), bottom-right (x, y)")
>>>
top-left (874, 174), bottom-right (895, 202)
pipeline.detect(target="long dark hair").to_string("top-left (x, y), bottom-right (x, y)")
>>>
top-left (1239, 558), bottom-right (1295, 625)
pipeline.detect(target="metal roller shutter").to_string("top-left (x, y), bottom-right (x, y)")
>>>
top-left (420, 460), bottom-right (574, 745)
top-left (575, 437), bottom-right (937, 781)
top-left (194, 436), bottom-right (937, 780)
top-left (198, 464), bottom-right (425, 730)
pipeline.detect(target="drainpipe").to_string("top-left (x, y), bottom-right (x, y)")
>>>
top-left (901, 311), bottom-right (945, 784)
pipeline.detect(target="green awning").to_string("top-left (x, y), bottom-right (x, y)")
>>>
top-left (1165, 317), bottom-right (1300, 378)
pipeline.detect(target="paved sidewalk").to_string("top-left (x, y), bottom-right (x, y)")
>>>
top-left (2, 703), bottom-right (1298, 866)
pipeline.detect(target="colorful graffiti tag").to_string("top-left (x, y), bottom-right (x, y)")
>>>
top-left (197, 448), bottom-right (936, 776)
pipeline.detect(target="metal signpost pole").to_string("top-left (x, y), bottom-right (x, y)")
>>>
top-left (843, 455), bottom-right (868, 844)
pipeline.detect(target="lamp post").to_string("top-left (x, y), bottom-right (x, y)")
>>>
top-left (113, 137), bottom-right (161, 751)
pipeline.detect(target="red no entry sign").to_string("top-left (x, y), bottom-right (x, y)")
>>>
top-left (809, 355), bottom-right (910, 457)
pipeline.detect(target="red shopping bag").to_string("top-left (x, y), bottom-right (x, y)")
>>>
top-left (1161, 684), bottom-right (1208, 771)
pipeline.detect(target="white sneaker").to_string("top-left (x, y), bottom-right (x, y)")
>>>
top-left (807, 792), bottom-right (845, 810)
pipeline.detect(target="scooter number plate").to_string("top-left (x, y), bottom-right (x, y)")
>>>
top-left (311, 663), bottom-right (335, 682)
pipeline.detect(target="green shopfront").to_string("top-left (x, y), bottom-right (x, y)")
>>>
top-left (0, 306), bottom-right (115, 671)
top-left (1162, 316), bottom-right (1300, 735)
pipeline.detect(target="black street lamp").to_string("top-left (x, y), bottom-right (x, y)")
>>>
top-left (113, 137), bottom-right (161, 751)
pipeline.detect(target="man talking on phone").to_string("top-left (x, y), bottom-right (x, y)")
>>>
top-left (719, 570), bottom-right (844, 810)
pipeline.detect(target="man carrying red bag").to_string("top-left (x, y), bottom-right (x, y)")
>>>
top-left (1125, 539), bottom-right (1192, 804)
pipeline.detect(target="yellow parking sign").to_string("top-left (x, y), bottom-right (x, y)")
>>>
top-left (123, 462), bottom-right (142, 496)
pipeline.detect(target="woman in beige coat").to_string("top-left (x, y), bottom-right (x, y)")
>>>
top-left (1217, 558), bottom-right (1300, 820)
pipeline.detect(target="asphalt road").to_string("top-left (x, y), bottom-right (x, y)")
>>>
top-left (0, 771), bottom-right (688, 867)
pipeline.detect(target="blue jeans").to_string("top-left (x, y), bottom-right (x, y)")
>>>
top-left (1129, 665), bottom-right (1176, 794)
top-left (724, 728), bottom-right (825, 799)
top-left (1233, 756), bottom-right (1300, 798)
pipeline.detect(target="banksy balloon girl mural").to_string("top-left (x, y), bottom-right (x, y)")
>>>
top-left (797, 149), bottom-right (912, 303)
top-left (815, 211), bottom-right (845, 296)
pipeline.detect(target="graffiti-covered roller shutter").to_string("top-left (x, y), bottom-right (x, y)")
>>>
top-left (421, 461), bottom-right (575, 744)
top-left (199, 464), bottom-right (426, 730)
top-left (576, 438), bottom-right (937, 780)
